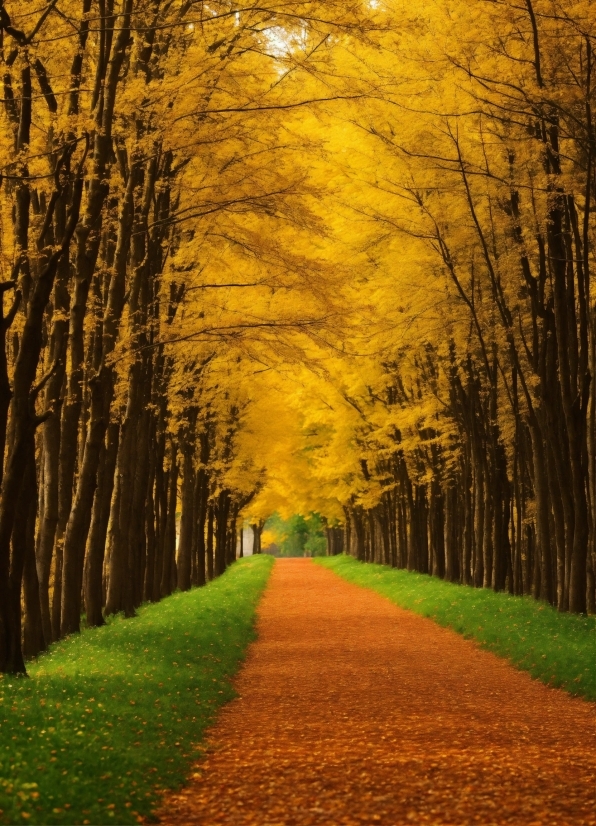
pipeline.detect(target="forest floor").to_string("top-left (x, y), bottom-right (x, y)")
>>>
top-left (156, 558), bottom-right (596, 826)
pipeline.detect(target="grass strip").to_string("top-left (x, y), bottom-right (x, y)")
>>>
top-left (316, 555), bottom-right (596, 702)
top-left (0, 554), bottom-right (274, 825)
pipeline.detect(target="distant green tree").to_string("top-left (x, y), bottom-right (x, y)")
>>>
top-left (264, 513), bottom-right (326, 557)
top-left (304, 514), bottom-right (327, 557)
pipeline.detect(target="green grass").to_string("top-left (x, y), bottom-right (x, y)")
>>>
top-left (0, 555), bottom-right (274, 825)
top-left (316, 555), bottom-right (596, 702)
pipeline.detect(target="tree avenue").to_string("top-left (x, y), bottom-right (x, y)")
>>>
top-left (0, 0), bottom-right (593, 674)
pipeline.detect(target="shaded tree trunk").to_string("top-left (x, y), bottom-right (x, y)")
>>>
top-left (84, 421), bottom-right (119, 627)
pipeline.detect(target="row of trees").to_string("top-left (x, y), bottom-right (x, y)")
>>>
top-left (0, 0), bottom-right (593, 675)
top-left (0, 0), bottom-right (361, 674)
top-left (305, 0), bottom-right (594, 614)
top-left (234, 0), bottom-right (594, 618)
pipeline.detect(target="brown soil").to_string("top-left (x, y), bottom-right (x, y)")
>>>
top-left (156, 559), bottom-right (596, 825)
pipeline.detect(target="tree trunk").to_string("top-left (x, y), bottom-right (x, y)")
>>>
top-left (160, 439), bottom-right (178, 598)
top-left (0, 153), bottom-right (85, 672)
top-left (84, 421), bottom-right (119, 627)
top-left (444, 483), bottom-right (460, 583)
top-left (215, 490), bottom-right (230, 575)
top-left (192, 458), bottom-right (209, 588)
top-left (177, 440), bottom-right (195, 591)
top-left (22, 446), bottom-right (45, 659)
top-left (206, 504), bottom-right (214, 580)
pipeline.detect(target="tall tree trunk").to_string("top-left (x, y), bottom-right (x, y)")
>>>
top-left (444, 483), bottom-right (460, 583)
top-left (84, 421), bottom-right (119, 627)
top-left (143, 424), bottom-right (157, 602)
top-left (0, 146), bottom-right (85, 673)
top-left (36, 192), bottom-right (71, 645)
top-left (206, 504), bottom-right (214, 580)
top-left (193, 465), bottom-right (208, 587)
top-left (177, 435), bottom-right (196, 591)
top-left (215, 490), bottom-right (230, 575)
top-left (22, 445), bottom-right (45, 659)
top-left (352, 506), bottom-right (366, 562)
top-left (152, 432), bottom-right (168, 601)
top-left (160, 439), bottom-right (178, 598)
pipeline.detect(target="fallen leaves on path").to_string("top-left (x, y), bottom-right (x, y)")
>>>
top-left (154, 560), bottom-right (596, 825)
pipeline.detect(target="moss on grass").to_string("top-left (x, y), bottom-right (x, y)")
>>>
top-left (0, 555), bottom-right (273, 825)
top-left (316, 555), bottom-right (595, 702)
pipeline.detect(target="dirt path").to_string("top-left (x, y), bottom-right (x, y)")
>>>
top-left (157, 559), bottom-right (596, 825)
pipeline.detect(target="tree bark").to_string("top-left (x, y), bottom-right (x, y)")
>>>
top-left (84, 421), bottom-right (119, 627)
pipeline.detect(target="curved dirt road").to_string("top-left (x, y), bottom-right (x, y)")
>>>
top-left (158, 559), bottom-right (596, 825)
